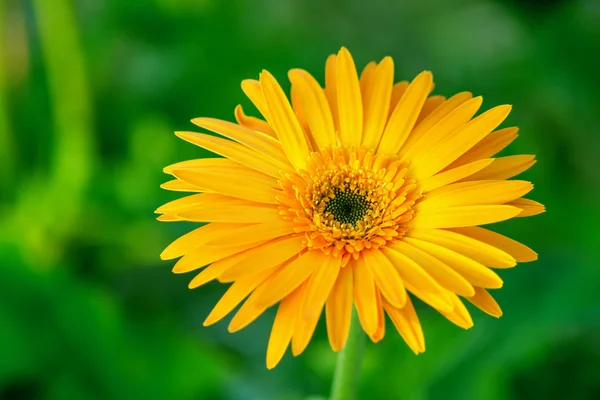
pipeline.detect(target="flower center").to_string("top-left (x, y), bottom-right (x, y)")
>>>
top-left (323, 188), bottom-right (370, 226)
top-left (278, 147), bottom-right (421, 262)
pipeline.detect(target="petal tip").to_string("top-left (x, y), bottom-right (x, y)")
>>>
top-left (159, 249), bottom-right (174, 260)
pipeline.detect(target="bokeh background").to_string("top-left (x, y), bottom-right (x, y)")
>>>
top-left (1, 0), bottom-right (599, 399)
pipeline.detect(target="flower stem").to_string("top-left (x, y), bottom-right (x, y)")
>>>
top-left (329, 308), bottom-right (366, 400)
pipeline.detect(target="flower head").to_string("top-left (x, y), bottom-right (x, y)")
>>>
top-left (157, 47), bottom-right (545, 369)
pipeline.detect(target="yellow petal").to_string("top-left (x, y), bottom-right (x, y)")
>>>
top-left (163, 157), bottom-right (233, 175)
top-left (399, 93), bottom-right (478, 162)
top-left (352, 257), bottom-right (379, 336)
top-left (382, 247), bottom-right (453, 312)
top-left (403, 237), bottom-right (503, 288)
top-left (415, 95), bottom-right (446, 125)
top-left (336, 47), bottom-right (363, 147)
top-left (241, 79), bottom-right (271, 121)
top-left (291, 294), bottom-right (321, 356)
top-left (156, 213), bottom-right (181, 222)
top-left (359, 61), bottom-right (377, 100)
top-left (411, 105), bottom-right (512, 179)
top-left (188, 250), bottom-right (251, 288)
top-left (203, 266), bottom-right (277, 326)
top-left (160, 223), bottom-right (250, 260)
top-left (172, 167), bottom-right (281, 205)
top-left (301, 256), bottom-right (342, 320)
top-left (403, 96), bottom-right (483, 163)
top-left (260, 70), bottom-right (311, 170)
top-left (508, 198), bottom-right (546, 217)
top-left (371, 289), bottom-right (386, 343)
top-left (378, 71), bottom-right (433, 155)
top-left (438, 293), bottom-right (473, 329)
top-left (160, 179), bottom-right (205, 192)
top-left (173, 131), bottom-right (284, 178)
top-left (448, 226), bottom-right (538, 262)
top-left (466, 287), bottom-right (502, 317)
top-left (362, 249), bottom-right (406, 308)
top-left (288, 69), bottom-right (337, 149)
top-left (407, 229), bottom-right (516, 268)
top-left (254, 250), bottom-right (323, 309)
top-left (228, 289), bottom-right (267, 333)
top-left (173, 240), bottom-right (263, 274)
top-left (219, 235), bottom-right (305, 282)
top-left (176, 202), bottom-right (281, 224)
top-left (387, 81), bottom-right (409, 119)
top-left (388, 240), bottom-right (475, 297)
top-left (288, 83), bottom-right (314, 142)
top-left (383, 296), bottom-right (425, 353)
top-left (411, 205), bottom-right (522, 229)
top-left (158, 192), bottom-right (238, 218)
top-left (464, 155), bottom-right (536, 181)
top-left (445, 127), bottom-right (519, 170)
top-left (191, 118), bottom-right (290, 168)
top-left (207, 221), bottom-right (296, 247)
top-left (325, 54), bottom-right (339, 132)
top-left (234, 104), bottom-right (277, 138)
top-left (290, 83), bottom-right (316, 151)
top-left (266, 284), bottom-right (304, 369)
top-left (326, 265), bottom-right (353, 352)
top-left (156, 193), bottom-right (209, 214)
top-left (228, 267), bottom-right (297, 332)
top-left (361, 57), bottom-right (394, 150)
top-left (418, 180), bottom-right (534, 210)
top-left (420, 159), bottom-right (494, 193)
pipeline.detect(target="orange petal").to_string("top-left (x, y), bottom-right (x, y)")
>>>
top-left (260, 70), bottom-right (311, 170)
top-left (438, 293), bottom-right (474, 329)
top-left (463, 155), bottom-right (536, 181)
top-left (407, 229), bottom-right (516, 268)
top-left (448, 226), bottom-right (538, 262)
top-left (352, 257), bottom-right (379, 336)
top-left (411, 105), bottom-right (512, 179)
top-left (301, 256), bottom-right (342, 320)
top-left (445, 127), bottom-right (519, 170)
top-left (234, 104), bottom-right (277, 138)
top-left (466, 287), bottom-right (502, 317)
top-left (383, 296), bottom-right (425, 353)
top-left (419, 159), bottom-right (494, 193)
top-left (361, 57), bottom-right (394, 150)
top-left (219, 235), bottom-right (305, 282)
top-left (172, 167), bottom-right (281, 205)
top-left (336, 47), bottom-right (363, 147)
top-left (191, 118), bottom-right (290, 168)
top-left (288, 69), bottom-right (337, 149)
top-left (379, 71), bottom-right (433, 155)
top-left (388, 240), bottom-right (475, 297)
top-left (326, 265), bottom-right (353, 352)
top-left (411, 205), bottom-right (522, 229)
top-left (173, 131), bottom-right (284, 177)
top-left (160, 223), bottom-right (250, 260)
top-left (363, 249), bottom-right (406, 308)
top-left (266, 284), bottom-right (305, 369)
top-left (508, 198), bottom-right (546, 217)
top-left (403, 237), bottom-right (504, 289)
top-left (203, 266), bottom-right (278, 326)
top-left (254, 250), bottom-right (324, 309)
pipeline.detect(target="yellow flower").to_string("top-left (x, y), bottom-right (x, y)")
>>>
top-left (157, 47), bottom-right (545, 369)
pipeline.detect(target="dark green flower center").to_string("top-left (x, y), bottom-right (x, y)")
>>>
top-left (323, 188), bottom-right (371, 226)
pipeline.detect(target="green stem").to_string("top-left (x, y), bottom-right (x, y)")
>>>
top-left (329, 308), bottom-right (366, 400)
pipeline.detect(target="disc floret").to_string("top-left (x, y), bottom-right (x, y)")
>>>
top-left (278, 148), bottom-right (421, 261)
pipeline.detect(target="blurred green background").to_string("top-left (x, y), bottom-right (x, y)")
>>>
top-left (1, 0), bottom-right (599, 399)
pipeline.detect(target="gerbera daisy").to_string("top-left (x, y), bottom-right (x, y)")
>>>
top-left (157, 47), bottom-right (544, 369)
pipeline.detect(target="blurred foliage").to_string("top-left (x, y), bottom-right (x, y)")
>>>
top-left (1, 0), bottom-right (599, 399)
